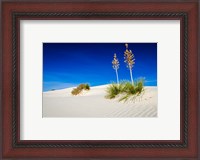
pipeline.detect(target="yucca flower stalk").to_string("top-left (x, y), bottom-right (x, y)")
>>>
top-left (112, 53), bottom-right (120, 85)
top-left (124, 43), bottom-right (135, 85)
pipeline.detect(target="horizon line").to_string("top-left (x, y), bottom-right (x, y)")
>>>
top-left (43, 83), bottom-right (157, 92)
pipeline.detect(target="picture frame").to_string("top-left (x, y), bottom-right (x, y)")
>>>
top-left (1, 0), bottom-right (199, 159)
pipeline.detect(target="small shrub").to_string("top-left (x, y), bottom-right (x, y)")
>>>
top-left (71, 83), bottom-right (90, 95)
top-left (71, 88), bottom-right (81, 95)
top-left (77, 84), bottom-right (85, 90)
top-left (84, 84), bottom-right (90, 90)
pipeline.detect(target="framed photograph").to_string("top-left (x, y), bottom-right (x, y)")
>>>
top-left (1, 0), bottom-right (199, 159)
top-left (43, 42), bottom-right (157, 118)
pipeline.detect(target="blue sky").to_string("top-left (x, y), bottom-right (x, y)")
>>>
top-left (43, 43), bottom-right (157, 91)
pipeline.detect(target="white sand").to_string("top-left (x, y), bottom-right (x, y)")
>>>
top-left (43, 85), bottom-right (157, 117)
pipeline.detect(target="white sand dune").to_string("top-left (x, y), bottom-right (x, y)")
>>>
top-left (43, 85), bottom-right (157, 117)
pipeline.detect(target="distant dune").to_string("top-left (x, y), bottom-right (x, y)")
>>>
top-left (43, 85), bottom-right (157, 117)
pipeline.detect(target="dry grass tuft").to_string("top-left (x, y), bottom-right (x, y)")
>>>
top-left (71, 84), bottom-right (90, 95)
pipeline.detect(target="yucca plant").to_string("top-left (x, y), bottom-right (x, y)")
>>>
top-left (105, 80), bottom-right (144, 102)
top-left (122, 81), bottom-right (136, 94)
top-left (119, 80), bottom-right (144, 102)
top-left (105, 83), bottom-right (121, 99)
top-left (134, 79), bottom-right (144, 94)
top-left (112, 53), bottom-right (120, 85)
top-left (124, 43), bottom-right (135, 85)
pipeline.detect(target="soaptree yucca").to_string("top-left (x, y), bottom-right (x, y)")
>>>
top-left (124, 43), bottom-right (135, 85)
top-left (112, 53), bottom-right (120, 85)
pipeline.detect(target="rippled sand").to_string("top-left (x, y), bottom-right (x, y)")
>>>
top-left (43, 85), bottom-right (157, 117)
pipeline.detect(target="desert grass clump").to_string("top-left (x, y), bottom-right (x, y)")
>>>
top-left (105, 79), bottom-right (144, 102)
top-left (71, 83), bottom-right (90, 95)
top-left (71, 88), bottom-right (81, 95)
top-left (134, 79), bottom-right (144, 94)
top-left (84, 84), bottom-right (90, 90)
top-left (105, 83), bottom-right (123, 99)
top-left (119, 80), bottom-right (144, 102)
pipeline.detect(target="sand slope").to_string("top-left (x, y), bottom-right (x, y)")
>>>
top-left (43, 85), bottom-right (157, 117)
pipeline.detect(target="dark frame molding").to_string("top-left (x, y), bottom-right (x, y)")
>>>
top-left (12, 12), bottom-right (188, 148)
top-left (2, 1), bottom-right (198, 159)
